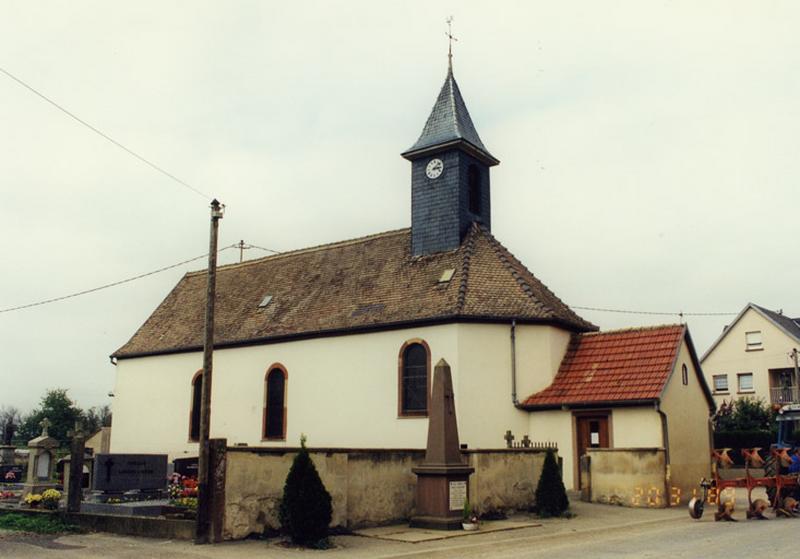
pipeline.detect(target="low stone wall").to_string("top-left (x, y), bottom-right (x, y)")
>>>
top-left (584, 448), bottom-right (667, 508)
top-left (223, 447), bottom-right (549, 540)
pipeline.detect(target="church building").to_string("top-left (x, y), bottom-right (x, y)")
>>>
top-left (110, 58), bottom-right (714, 493)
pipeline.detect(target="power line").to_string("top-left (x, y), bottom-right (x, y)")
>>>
top-left (245, 242), bottom-right (281, 255)
top-left (0, 66), bottom-right (211, 200)
top-left (0, 245), bottom-right (237, 314)
top-left (572, 305), bottom-right (737, 317)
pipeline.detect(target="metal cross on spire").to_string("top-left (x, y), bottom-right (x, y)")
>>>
top-left (446, 16), bottom-right (458, 70)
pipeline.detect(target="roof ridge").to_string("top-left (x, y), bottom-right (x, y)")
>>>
top-left (478, 226), bottom-right (594, 329)
top-left (456, 223), bottom-right (479, 313)
top-left (581, 324), bottom-right (684, 337)
top-left (186, 228), bottom-right (411, 277)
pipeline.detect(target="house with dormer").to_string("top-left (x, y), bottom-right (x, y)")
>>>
top-left (110, 59), bottom-right (714, 493)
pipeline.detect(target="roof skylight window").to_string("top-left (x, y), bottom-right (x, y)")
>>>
top-left (438, 268), bottom-right (456, 283)
top-left (258, 295), bottom-right (273, 308)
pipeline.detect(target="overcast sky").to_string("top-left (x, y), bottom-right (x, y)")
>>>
top-left (2, 1), bottom-right (799, 415)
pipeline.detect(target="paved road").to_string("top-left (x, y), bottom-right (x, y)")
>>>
top-left (1, 497), bottom-right (796, 558)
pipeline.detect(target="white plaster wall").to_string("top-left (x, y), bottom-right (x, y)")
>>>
top-left (112, 322), bottom-right (572, 462)
top-left (612, 408), bottom-right (662, 448)
top-left (453, 323), bottom-right (569, 449)
top-left (527, 411), bottom-right (575, 489)
top-left (702, 307), bottom-right (800, 407)
top-left (661, 340), bottom-right (712, 494)
top-left (112, 325), bottom-right (458, 460)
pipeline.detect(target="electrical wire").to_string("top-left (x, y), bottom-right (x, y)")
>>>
top-left (0, 66), bottom-right (211, 200)
top-left (0, 245), bottom-right (237, 314)
top-left (244, 242), bottom-right (281, 255)
top-left (572, 305), bottom-right (737, 317)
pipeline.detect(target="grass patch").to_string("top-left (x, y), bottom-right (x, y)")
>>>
top-left (0, 513), bottom-right (80, 534)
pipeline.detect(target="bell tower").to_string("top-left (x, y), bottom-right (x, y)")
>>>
top-left (402, 58), bottom-right (499, 257)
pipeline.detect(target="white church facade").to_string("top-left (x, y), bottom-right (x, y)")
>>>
top-left (110, 61), bottom-right (714, 493)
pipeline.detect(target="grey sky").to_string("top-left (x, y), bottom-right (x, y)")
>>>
top-left (2, 1), bottom-right (798, 414)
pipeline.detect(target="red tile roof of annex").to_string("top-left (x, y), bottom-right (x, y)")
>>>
top-left (521, 324), bottom-right (686, 408)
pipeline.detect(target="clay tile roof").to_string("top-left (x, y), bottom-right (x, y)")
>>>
top-left (521, 324), bottom-right (686, 408)
top-left (112, 225), bottom-right (594, 359)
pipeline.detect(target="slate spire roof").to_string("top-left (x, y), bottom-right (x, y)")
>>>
top-left (402, 64), bottom-right (498, 166)
top-left (112, 225), bottom-right (594, 359)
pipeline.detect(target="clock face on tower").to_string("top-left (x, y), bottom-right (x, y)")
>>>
top-left (425, 158), bottom-right (444, 179)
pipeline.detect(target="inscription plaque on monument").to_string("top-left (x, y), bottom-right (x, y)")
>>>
top-left (448, 480), bottom-right (467, 511)
top-left (92, 454), bottom-right (167, 492)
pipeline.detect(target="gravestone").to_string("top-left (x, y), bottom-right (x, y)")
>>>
top-left (21, 418), bottom-right (59, 500)
top-left (410, 359), bottom-right (474, 530)
top-left (173, 456), bottom-right (199, 478)
top-left (0, 418), bottom-right (16, 465)
top-left (92, 453), bottom-right (167, 492)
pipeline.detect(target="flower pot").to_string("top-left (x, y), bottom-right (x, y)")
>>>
top-left (462, 522), bottom-right (479, 531)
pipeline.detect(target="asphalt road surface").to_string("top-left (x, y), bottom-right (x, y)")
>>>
top-left (1, 499), bottom-right (795, 558)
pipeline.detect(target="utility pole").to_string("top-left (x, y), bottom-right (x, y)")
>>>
top-left (195, 199), bottom-right (223, 544)
top-left (238, 239), bottom-right (245, 263)
top-left (792, 348), bottom-right (799, 403)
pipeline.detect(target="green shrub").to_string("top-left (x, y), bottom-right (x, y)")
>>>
top-left (0, 513), bottom-right (79, 534)
top-left (278, 435), bottom-right (332, 546)
top-left (534, 449), bottom-right (569, 517)
top-left (712, 429), bottom-right (773, 465)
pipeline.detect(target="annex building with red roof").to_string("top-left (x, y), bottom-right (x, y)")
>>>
top-left (109, 57), bottom-right (715, 495)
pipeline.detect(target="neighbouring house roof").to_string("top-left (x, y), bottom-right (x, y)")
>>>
top-left (701, 302), bottom-right (800, 362)
top-left (401, 65), bottom-right (498, 166)
top-left (112, 224), bottom-right (594, 359)
top-left (521, 324), bottom-right (714, 410)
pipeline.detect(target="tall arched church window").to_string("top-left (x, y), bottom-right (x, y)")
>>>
top-left (264, 365), bottom-right (287, 440)
top-left (399, 341), bottom-right (431, 416)
top-left (468, 165), bottom-right (481, 215)
top-left (189, 371), bottom-right (202, 442)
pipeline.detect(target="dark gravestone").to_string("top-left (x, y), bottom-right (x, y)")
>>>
top-left (173, 457), bottom-right (199, 478)
top-left (92, 454), bottom-right (167, 492)
top-left (0, 464), bottom-right (23, 483)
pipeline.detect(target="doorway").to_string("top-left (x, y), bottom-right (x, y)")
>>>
top-left (575, 413), bottom-right (610, 489)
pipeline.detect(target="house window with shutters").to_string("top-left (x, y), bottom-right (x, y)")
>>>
top-left (263, 365), bottom-right (288, 440)
top-left (398, 340), bottom-right (431, 417)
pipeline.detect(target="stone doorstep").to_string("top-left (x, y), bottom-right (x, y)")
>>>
top-left (354, 519), bottom-right (542, 543)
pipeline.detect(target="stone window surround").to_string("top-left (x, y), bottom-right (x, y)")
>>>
top-left (188, 369), bottom-right (203, 443)
top-left (262, 363), bottom-right (288, 441)
top-left (745, 330), bottom-right (763, 352)
top-left (737, 372), bottom-right (755, 393)
top-left (712, 373), bottom-right (729, 394)
top-left (397, 338), bottom-right (431, 418)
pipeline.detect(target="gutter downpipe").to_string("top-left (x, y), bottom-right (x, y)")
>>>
top-left (511, 319), bottom-right (524, 408)
top-left (656, 401), bottom-right (671, 504)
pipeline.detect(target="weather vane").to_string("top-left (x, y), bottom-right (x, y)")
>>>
top-left (446, 16), bottom-right (458, 69)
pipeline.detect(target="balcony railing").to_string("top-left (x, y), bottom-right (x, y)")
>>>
top-left (770, 386), bottom-right (799, 404)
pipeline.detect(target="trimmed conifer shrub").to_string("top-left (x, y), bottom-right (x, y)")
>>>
top-left (534, 448), bottom-right (569, 517)
top-left (278, 435), bottom-right (333, 546)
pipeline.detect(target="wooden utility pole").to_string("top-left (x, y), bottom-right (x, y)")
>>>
top-left (792, 348), bottom-right (799, 402)
top-left (195, 199), bottom-right (223, 544)
top-left (66, 421), bottom-right (87, 513)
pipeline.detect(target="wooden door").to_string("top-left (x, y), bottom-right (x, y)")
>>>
top-left (576, 414), bottom-right (609, 489)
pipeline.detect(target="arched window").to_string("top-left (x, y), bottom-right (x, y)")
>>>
top-left (264, 365), bottom-right (287, 440)
top-left (468, 165), bottom-right (481, 215)
top-left (398, 341), bottom-right (430, 416)
top-left (681, 364), bottom-right (689, 386)
top-left (189, 371), bottom-right (202, 442)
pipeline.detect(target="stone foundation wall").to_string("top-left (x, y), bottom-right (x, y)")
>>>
top-left (223, 447), bottom-right (549, 540)
top-left (585, 448), bottom-right (668, 507)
